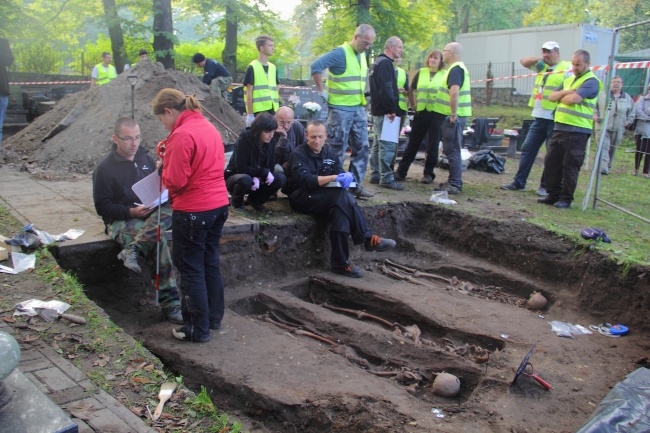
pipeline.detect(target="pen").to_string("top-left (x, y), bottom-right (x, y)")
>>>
top-left (134, 202), bottom-right (143, 206)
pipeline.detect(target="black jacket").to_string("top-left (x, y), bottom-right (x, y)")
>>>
top-left (225, 129), bottom-right (277, 180)
top-left (93, 146), bottom-right (156, 224)
top-left (284, 144), bottom-right (343, 199)
top-left (275, 120), bottom-right (306, 168)
top-left (369, 54), bottom-right (398, 116)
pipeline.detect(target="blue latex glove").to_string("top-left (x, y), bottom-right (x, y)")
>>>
top-left (336, 172), bottom-right (354, 189)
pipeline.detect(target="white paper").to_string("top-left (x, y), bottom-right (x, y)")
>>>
top-left (380, 115), bottom-right (400, 143)
top-left (131, 171), bottom-right (169, 208)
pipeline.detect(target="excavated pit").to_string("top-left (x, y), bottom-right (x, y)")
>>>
top-left (52, 202), bottom-right (650, 433)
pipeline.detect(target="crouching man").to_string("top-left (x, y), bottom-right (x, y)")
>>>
top-left (285, 121), bottom-right (396, 278)
top-left (92, 117), bottom-right (182, 324)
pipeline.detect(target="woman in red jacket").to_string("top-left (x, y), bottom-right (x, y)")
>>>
top-left (151, 88), bottom-right (229, 343)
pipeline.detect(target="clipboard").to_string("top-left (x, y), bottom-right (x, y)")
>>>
top-left (131, 171), bottom-right (169, 208)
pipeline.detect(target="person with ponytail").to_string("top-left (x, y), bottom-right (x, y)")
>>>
top-left (151, 88), bottom-right (229, 343)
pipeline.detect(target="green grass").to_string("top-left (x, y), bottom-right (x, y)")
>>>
top-left (473, 104), bottom-right (531, 130)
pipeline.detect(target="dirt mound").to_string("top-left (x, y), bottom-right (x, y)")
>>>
top-left (4, 61), bottom-right (245, 174)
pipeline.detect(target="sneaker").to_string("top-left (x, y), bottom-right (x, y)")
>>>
top-left (537, 197), bottom-right (556, 206)
top-left (332, 265), bottom-right (363, 278)
top-left (379, 180), bottom-right (404, 190)
top-left (117, 245), bottom-right (141, 273)
top-left (500, 182), bottom-right (524, 191)
top-left (393, 172), bottom-right (406, 181)
top-left (434, 183), bottom-right (461, 195)
top-left (364, 234), bottom-right (397, 252)
top-left (369, 176), bottom-right (380, 184)
top-left (353, 186), bottom-right (375, 199)
top-left (536, 187), bottom-right (548, 197)
top-left (554, 201), bottom-right (571, 209)
top-left (163, 305), bottom-right (183, 324)
top-left (422, 174), bottom-right (434, 184)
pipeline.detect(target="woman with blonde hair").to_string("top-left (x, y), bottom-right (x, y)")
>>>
top-left (151, 88), bottom-right (229, 342)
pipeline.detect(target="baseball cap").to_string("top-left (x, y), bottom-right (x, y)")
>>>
top-left (542, 41), bottom-right (560, 51)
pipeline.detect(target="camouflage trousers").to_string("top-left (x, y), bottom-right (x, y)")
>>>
top-left (107, 203), bottom-right (180, 308)
top-left (213, 76), bottom-right (233, 99)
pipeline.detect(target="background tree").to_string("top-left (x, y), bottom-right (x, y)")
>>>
top-left (102, 0), bottom-right (128, 72)
top-left (153, 0), bottom-right (176, 69)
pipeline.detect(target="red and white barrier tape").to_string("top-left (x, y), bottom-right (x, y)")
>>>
top-left (8, 81), bottom-right (91, 85)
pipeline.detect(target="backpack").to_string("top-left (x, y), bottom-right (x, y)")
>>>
top-left (580, 228), bottom-right (611, 243)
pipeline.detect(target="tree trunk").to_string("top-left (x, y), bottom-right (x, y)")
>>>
top-left (222, 1), bottom-right (237, 75)
top-left (153, 0), bottom-right (175, 69)
top-left (101, 0), bottom-right (127, 73)
top-left (356, 0), bottom-right (371, 26)
top-left (460, 4), bottom-right (470, 34)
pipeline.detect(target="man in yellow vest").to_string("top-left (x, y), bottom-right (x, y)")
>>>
top-left (540, 49), bottom-right (602, 209)
top-left (501, 41), bottom-right (572, 196)
top-left (311, 24), bottom-right (376, 199)
top-left (433, 42), bottom-right (471, 195)
top-left (244, 35), bottom-right (280, 126)
top-left (91, 52), bottom-right (117, 87)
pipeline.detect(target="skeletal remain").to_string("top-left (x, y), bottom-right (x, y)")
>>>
top-left (380, 264), bottom-right (436, 288)
top-left (322, 303), bottom-right (394, 328)
top-left (384, 259), bottom-right (452, 284)
top-left (330, 344), bottom-right (370, 368)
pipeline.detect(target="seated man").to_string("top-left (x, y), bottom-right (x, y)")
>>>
top-left (92, 117), bottom-right (182, 324)
top-left (285, 121), bottom-right (396, 278)
top-left (225, 113), bottom-right (286, 211)
top-left (274, 106), bottom-right (305, 173)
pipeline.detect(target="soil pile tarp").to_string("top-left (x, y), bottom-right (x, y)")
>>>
top-left (4, 60), bottom-right (244, 174)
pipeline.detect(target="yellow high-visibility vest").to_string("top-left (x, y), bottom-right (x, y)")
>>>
top-left (95, 63), bottom-right (117, 86)
top-left (528, 60), bottom-right (572, 110)
top-left (245, 60), bottom-right (279, 113)
top-left (415, 68), bottom-right (445, 112)
top-left (326, 42), bottom-right (367, 106)
top-left (396, 67), bottom-right (407, 111)
top-left (434, 62), bottom-right (472, 117)
top-left (554, 71), bottom-right (603, 130)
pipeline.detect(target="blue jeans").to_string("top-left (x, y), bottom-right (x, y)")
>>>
top-left (172, 206), bottom-right (228, 342)
top-left (0, 95), bottom-right (8, 148)
top-left (441, 116), bottom-right (466, 189)
top-left (512, 118), bottom-right (554, 189)
top-left (370, 115), bottom-right (397, 184)
top-left (325, 107), bottom-right (369, 186)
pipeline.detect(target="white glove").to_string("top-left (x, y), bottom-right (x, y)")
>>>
top-left (251, 177), bottom-right (260, 191)
top-left (265, 171), bottom-right (274, 185)
top-left (319, 91), bottom-right (328, 104)
top-left (246, 114), bottom-right (255, 127)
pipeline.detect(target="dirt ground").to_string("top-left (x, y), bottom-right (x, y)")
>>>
top-left (2, 64), bottom-right (649, 432)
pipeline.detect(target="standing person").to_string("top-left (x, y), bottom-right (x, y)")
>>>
top-left (92, 117), bottom-right (182, 325)
top-left (368, 36), bottom-right (404, 190)
top-left (91, 52), bottom-right (117, 87)
top-left (311, 24), bottom-right (376, 199)
top-left (274, 106), bottom-right (305, 173)
top-left (244, 35), bottom-right (279, 126)
top-left (632, 83), bottom-right (650, 178)
top-left (594, 76), bottom-right (635, 174)
top-left (0, 38), bottom-right (14, 151)
top-left (391, 57), bottom-right (410, 173)
top-left (225, 113), bottom-right (286, 211)
top-left (192, 53), bottom-right (233, 100)
top-left (151, 89), bottom-right (230, 343)
top-left (501, 42), bottom-right (572, 195)
top-left (395, 50), bottom-right (446, 185)
top-left (539, 49), bottom-right (602, 209)
top-left (433, 42), bottom-right (471, 195)
top-left (285, 121), bottom-right (396, 278)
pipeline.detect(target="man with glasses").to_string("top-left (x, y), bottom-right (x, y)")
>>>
top-left (311, 24), bottom-right (376, 199)
top-left (274, 106), bottom-right (305, 174)
top-left (93, 117), bottom-right (182, 324)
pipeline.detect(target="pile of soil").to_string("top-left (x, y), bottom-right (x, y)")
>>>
top-left (4, 61), bottom-right (245, 174)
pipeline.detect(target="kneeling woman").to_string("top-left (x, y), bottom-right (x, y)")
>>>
top-left (225, 113), bottom-right (286, 211)
top-left (152, 88), bottom-right (229, 343)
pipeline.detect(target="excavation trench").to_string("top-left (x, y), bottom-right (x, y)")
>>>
top-left (53, 202), bottom-right (650, 433)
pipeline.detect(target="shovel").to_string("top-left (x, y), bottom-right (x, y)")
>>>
top-left (37, 308), bottom-right (87, 325)
top-left (152, 382), bottom-right (176, 421)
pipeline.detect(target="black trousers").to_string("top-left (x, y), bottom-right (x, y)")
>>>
top-left (226, 173), bottom-right (286, 206)
top-left (289, 187), bottom-right (371, 268)
top-left (544, 130), bottom-right (589, 203)
top-left (397, 110), bottom-right (445, 178)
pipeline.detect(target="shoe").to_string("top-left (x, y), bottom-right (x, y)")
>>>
top-left (434, 183), bottom-right (461, 195)
top-left (210, 323), bottom-right (222, 331)
top-left (172, 327), bottom-right (190, 341)
top-left (633, 169), bottom-right (638, 176)
top-left (364, 234), bottom-right (397, 252)
top-left (379, 181), bottom-right (404, 190)
top-left (332, 265), bottom-right (363, 278)
top-left (422, 174), bottom-right (434, 184)
top-left (500, 182), bottom-right (524, 191)
top-left (231, 195), bottom-right (244, 208)
top-left (600, 171), bottom-right (609, 175)
top-left (353, 186), bottom-right (375, 199)
top-left (536, 187), bottom-right (548, 197)
top-left (644, 174), bottom-right (650, 179)
top-left (554, 201), bottom-right (571, 209)
top-left (369, 176), bottom-right (380, 184)
top-left (163, 305), bottom-right (183, 324)
top-left (393, 172), bottom-right (406, 181)
top-left (250, 202), bottom-right (266, 211)
top-left (537, 197), bottom-right (556, 205)
top-left (117, 245), bottom-right (141, 273)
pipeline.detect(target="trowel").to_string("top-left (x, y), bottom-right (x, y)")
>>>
top-left (37, 308), bottom-right (87, 324)
top-left (152, 382), bottom-right (176, 421)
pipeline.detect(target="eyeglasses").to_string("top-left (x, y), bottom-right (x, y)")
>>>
top-left (277, 120), bottom-right (292, 127)
top-left (361, 41), bottom-right (373, 48)
top-left (117, 135), bottom-right (142, 143)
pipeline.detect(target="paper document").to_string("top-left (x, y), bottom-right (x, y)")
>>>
top-left (380, 115), bottom-right (400, 143)
top-left (131, 171), bottom-right (169, 208)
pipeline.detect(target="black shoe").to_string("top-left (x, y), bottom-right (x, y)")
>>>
top-left (268, 193), bottom-right (278, 201)
top-left (537, 197), bottom-right (556, 205)
top-left (422, 174), bottom-right (434, 184)
top-left (250, 202), bottom-right (266, 211)
top-left (364, 234), bottom-right (397, 252)
top-left (163, 305), bottom-right (183, 324)
top-left (118, 245), bottom-right (141, 273)
top-left (332, 265), bottom-right (363, 278)
top-left (500, 182), bottom-right (524, 191)
top-left (369, 177), bottom-right (380, 184)
top-left (379, 180), bottom-right (404, 190)
top-left (393, 172), bottom-right (406, 181)
top-left (210, 323), bottom-right (222, 331)
top-left (554, 201), bottom-right (571, 209)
